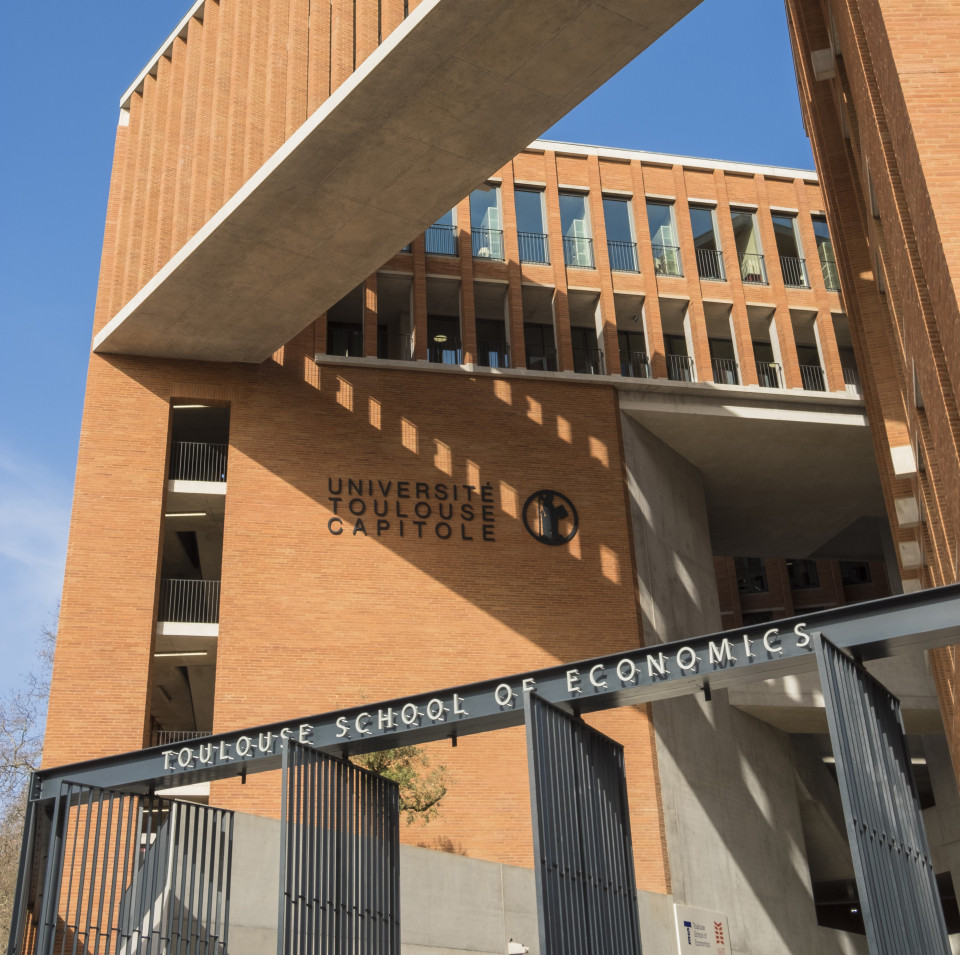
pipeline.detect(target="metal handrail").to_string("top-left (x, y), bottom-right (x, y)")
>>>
top-left (822, 258), bottom-right (841, 291)
top-left (425, 223), bottom-right (458, 256)
top-left (843, 365), bottom-right (861, 395)
top-left (472, 228), bottom-right (504, 260)
top-left (620, 351), bottom-right (651, 379)
top-left (738, 252), bottom-right (767, 285)
top-left (526, 347), bottom-right (558, 372)
top-left (800, 364), bottom-right (826, 391)
top-left (607, 240), bottom-right (639, 273)
top-left (572, 346), bottom-right (605, 375)
top-left (667, 354), bottom-right (695, 382)
top-left (756, 361), bottom-right (783, 388)
top-left (711, 357), bottom-right (739, 385)
top-left (477, 340), bottom-right (510, 369)
top-left (562, 235), bottom-right (595, 269)
top-left (652, 244), bottom-right (682, 277)
top-left (695, 248), bottom-right (725, 281)
top-left (428, 342), bottom-right (463, 365)
top-left (780, 255), bottom-right (809, 288)
top-left (152, 729), bottom-right (212, 747)
top-left (169, 442), bottom-right (228, 482)
top-left (158, 578), bottom-right (221, 624)
top-left (518, 232), bottom-right (550, 264)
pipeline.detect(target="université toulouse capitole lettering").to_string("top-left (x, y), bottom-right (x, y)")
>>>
top-left (144, 621), bottom-right (816, 785)
top-left (326, 477), bottom-right (497, 541)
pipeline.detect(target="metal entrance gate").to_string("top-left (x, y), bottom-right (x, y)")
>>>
top-left (525, 694), bottom-right (643, 955)
top-left (9, 782), bottom-right (233, 955)
top-left (278, 740), bottom-right (400, 955)
top-left (816, 635), bottom-right (951, 954)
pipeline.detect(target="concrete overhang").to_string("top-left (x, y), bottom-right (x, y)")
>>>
top-left (619, 383), bottom-right (888, 558)
top-left (93, 0), bottom-right (700, 363)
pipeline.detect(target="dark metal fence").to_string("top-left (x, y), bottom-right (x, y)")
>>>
top-left (572, 346), bottom-right (604, 375)
top-left (278, 741), bottom-right (400, 955)
top-left (428, 342), bottom-right (462, 365)
top-left (10, 783), bottom-right (232, 955)
top-left (620, 351), bottom-right (651, 379)
top-left (800, 363), bottom-right (826, 391)
top-left (780, 255), bottom-right (809, 288)
top-left (471, 228), bottom-right (503, 260)
top-left (756, 361), bottom-right (783, 389)
top-left (667, 354), bottom-right (695, 382)
top-left (843, 365), bottom-right (861, 395)
top-left (518, 232), bottom-right (549, 264)
top-left (606, 240), bottom-right (638, 273)
top-left (152, 729), bottom-right (213, 747)
top-left (562, 236), bottom-right (594, 269)
top-left (169, 442), bottom-right (228, 483)
top-left (425, 224), bottom-right (457, 256)
top-left (711, 357), bottom-right (739, 385)
top-left (695, 247), bottom-right (724, 281)
top-left (651, 243), bottom-right (681, 277)
top-left (477, 340), bottom-right (510, 369)
top-left (738, 252), bottom-right (767, 284)
top-left (159, 578), bottom-right (221, 624)
top-left (525, 694), bottom-right (643, 955)
top-left (815, 636), bottom-right (951, 955)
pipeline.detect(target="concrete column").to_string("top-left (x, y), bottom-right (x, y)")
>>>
top-left (456, 197), bottom-right (478, 365)
top-left (362, 275), bottom-right (378, 358)
top-left (412, 235), bottom-right (428, 361)
top-left (499, 163), bottom-right (527, 369)
top-left (587, 156), bottom-right (622, 373)
top-left (629, 164), bottom-right (667, 378)
top-left (543, 152), bottom-right (575, 372)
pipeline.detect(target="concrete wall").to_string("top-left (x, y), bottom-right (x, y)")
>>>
top-left (622, 414), bottom-right (827, 953)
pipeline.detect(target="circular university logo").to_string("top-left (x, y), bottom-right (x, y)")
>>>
top-left (522, 490), bottom-right (579, 546)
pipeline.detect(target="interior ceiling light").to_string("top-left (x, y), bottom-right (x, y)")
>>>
top-left (172, 403), bottom-right (209, 409)
top-left (164, 512), bottom-right (208, 518)
top-left (153, 651), bottom-right (209, 658)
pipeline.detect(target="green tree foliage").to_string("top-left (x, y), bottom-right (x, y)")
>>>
top-left (351, 745), bottom-right (449, 826)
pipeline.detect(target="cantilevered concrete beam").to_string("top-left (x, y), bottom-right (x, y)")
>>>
top-left (94, 0), bottom-right (701, 362)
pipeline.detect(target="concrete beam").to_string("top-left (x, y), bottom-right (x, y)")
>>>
top-left (94, 0), bottom-right (700, 363)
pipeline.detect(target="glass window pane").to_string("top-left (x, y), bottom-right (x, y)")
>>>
top-left (771, 215), bottom-right (800, 257)
top-left (646, 202), bottom-right (675, 247)
top-left (602, 198), bottom-right (633, 243)
top-left (559, 194), bottom-right (590, 238)
top-left (731, 210), bottom-right (761, 255)
top-left (690, 207), bottom-right (718, 250)
top-left (470, 187), bottom-right (501, 231)
top-left (515, 189), bottom-right (545, 234)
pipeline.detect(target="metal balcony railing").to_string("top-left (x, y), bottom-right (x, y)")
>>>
top-left (843, 365), bottom-right (861, 395)
top-left (169, 442), bottom-right (228, 483)
top-left (780, 255), bottom-right (809, 288)
top-left (518, 232), bottom-right (549, 264)
top-left (667, 354), bottom-right (695, 382)
top-left (526, 347), bottom-right (558, 372)
top-left (425, 223), bottom-right (458, 256)
top-left (477, 340), bottom-right (510, 369)
top-left (152, 729), bottom-right (212, 747)
top-left (158, 578), bottom-right (221, 624)
top-left (607, 240), bottom-right (639, 273)
top-left (428, 341), bottom-right (463, 365)
top-left (738, 252), bottom-right (767, 285)
top-left (472, 228), bottom-right (504, 260)
top-left (652, 244), bottom-right (682, 277)
top-left (562, 235), bottom-right (595, 269)
top-left (620, 351), bottom-right (651, 379)
top-left (377, 332), bottom-right (414, 361)
top-left (822, 259), bottom-right (841, 291)
top-left (756, 361), bottom-right (783, 389)
top-left (572, 346), bottom-right (604, 375)
top-left (800, 364), bottom-right (827, 391)
top-left (711, 357), bottom-right (739, 385)
top-left (695, 248), bottom-right (725, 281)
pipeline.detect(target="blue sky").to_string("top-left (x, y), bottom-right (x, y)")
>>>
top-left (0, 0), bottom-right (811, 698)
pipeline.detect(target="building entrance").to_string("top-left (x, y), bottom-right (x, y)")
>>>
top-left (10, 586), bottom-right (960, 955)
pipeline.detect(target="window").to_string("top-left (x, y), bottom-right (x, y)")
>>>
top-left (839, 560), bottom-right (872, 586)
top-left (470, 186), bottom-right (503, 260)
top-left (735, 557), bottom-right (768, 594)
top-left (811, 216), bottom-right (840, 291)
top-left (327, 321), bottom-right (363, 357)
top-left (524, 323), bottom-right (558, 371)
top-left (571, 326), bottom-right (603, 375)
top-left (560, 193), bottom-right (594, 268)
top-left (730, 209), bottom-right (767, 284)
top-left (787, 559), bottom-right (820, 590)
top-left (602, 197), bottom-right (638, 272)
top-left (647, 201), bottom-right (681, 276)
top-left (771, 214), bottom-right (809, 287)
top-left (515, 189), bottom-right (548, 264)
top-left (618, 329), bottom-right (649, 378)
top-left (690, 206), bottom-right (724, 280)
top-left (426, 208), bottom-right (457, 256)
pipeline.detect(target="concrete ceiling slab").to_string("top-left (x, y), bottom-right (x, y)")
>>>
top-left (94, 0), bottom-right (701, 363)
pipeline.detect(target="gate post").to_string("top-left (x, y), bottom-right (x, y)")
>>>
top-left (524, 692), bottom-right (643, 955)
top-left (814, 633), bottom-right (951, 954)
top-left (5, 786), bottom-right (38, 955)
